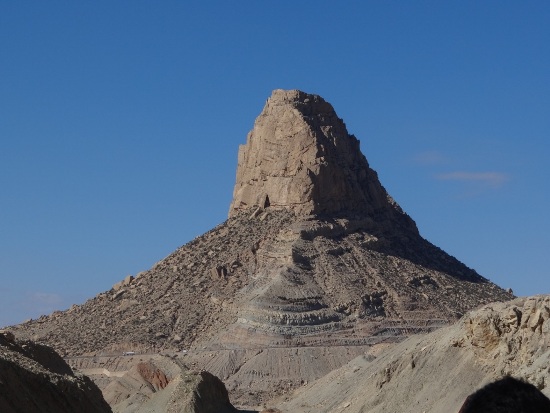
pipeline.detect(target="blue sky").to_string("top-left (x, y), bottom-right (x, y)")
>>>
top-left (1, 1), bottom-right (549, 327)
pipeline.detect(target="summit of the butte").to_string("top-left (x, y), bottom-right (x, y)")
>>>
top-left (10, 89), bottom-right (513, 407)
top-left (230, 89), bottom-right (415, 231)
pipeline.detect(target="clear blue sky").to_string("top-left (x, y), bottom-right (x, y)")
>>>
top-left (1, 1), bottom-right (549, 327)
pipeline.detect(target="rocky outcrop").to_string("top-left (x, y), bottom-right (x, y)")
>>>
top-left (103, 361), bottom-right (170, 408)
top-left (9, 89), bottom-right (513, 407)
top-left (0, 331), bottom-right (111, 413)
top-left (277, 295), bottom-right (550, 413)
top-left (229, 89), bottom-right (416, 235)
top-left (104, 357), bottom-right (236, 413)
top-left (458, 376), bottom-right (550, 413)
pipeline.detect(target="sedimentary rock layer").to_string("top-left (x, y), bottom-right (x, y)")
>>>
top-left (277, 295), bottom-right (550, 413)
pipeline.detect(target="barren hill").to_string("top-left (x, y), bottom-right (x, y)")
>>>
top-left (10, 89), bottom-right (513, 407)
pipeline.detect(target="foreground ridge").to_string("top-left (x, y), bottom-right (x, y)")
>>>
top-left (277, 295), bottom-right (550, 413)
top-left (0, 331), bottom-right (111, 412)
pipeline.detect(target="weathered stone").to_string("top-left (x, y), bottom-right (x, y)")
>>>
top-left (103, 360), bottom-right (236, 413)
top-left (0, 330), bottom-right (15, 342)
top-left (112, 290), bottom-right (125, 300)
top-left (278, 295), bottom-right (550, 413)
top-left (229, 89), bottom-right (417, 236)
top-left (114, 275), bottom-right (134, 291)
top-left (529, 308), bottom-right (543, 331)
top-left (249, 206), bottom-right (263, 219)
top-left (210, 265), bottom-right (227, 279)
top-left (0, 336), bottom-right (110, 412)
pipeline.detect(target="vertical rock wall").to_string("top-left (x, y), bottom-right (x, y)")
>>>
top-left (229, 89), bottom-right (416, 235)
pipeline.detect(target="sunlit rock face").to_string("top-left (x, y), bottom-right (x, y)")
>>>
top-left (229, 89), bottom-right (416, 235)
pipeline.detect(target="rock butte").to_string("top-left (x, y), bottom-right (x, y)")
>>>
top-left (230, 89), bottom-right (414, 230)
top-left (10, 89), bottom-right (513, 408)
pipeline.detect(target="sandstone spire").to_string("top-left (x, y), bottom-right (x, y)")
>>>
top-left (229, 89), bottom-right (414, 233)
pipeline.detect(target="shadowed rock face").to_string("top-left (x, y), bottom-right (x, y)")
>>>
top-left (277, 295), bottom-right (550, 413)
top-left (229, 89), bottom-right (417, 235)
top-left (0, 332), bottom-right (111, 413)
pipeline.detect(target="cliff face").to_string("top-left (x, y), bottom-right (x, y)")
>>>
top-left (0, 331), bottom-right (111, 413)
top-left (229, 89), bottom-right (416, 235)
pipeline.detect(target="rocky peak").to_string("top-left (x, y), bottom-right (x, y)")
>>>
top-left (8, 89), bottom-right (514, 409)
top-left (229, 89), bottom-right (415, 233)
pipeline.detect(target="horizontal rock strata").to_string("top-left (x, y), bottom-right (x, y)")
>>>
top-left (277, 294), bottom-right (550, 413)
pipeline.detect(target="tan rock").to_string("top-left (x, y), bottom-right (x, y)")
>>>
top-left (104, 361), bottom-right (236, 413)
top-left (277, 295), bottom-right (550, 413)
top-left (8, 89), bottom-right (515, 409)
top-left (113, 275), bottom-right (134, 291)
top-left (229, 89), bottom-right (417, 235)
top-left (0, 336), bottom-right (110, 412)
